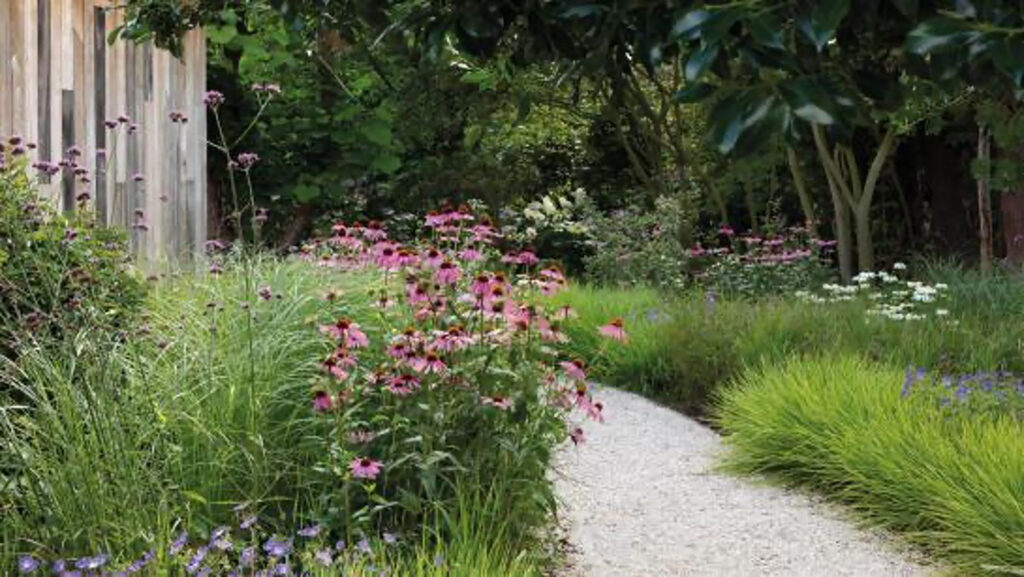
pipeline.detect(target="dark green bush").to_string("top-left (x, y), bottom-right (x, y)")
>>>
top-left (0, 157), bottom-right (146, 353)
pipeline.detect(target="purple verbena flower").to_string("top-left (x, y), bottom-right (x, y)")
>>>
top-left (263, 538), bottom-right (293, 558)
top-left (297, 524), bottom-right (321, 538)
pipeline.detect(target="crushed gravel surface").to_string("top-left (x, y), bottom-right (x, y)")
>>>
top-left (553, 387), bottom-right (934, 577)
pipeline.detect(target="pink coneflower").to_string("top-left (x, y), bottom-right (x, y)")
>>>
top-left (321, 356), bottom-right (349, 381)
top-left (470, 273), bottom-right (491, 297)
top-left (363, 221), bottom-right (387, 242)
top-left (500, 252), bottom-right (519, 265)
top-left (321, 318), bottom-right (369, 349)
top-left (459, 246), bottom-right (483, 262)
top-left (517, 251), bottom-right (539, 266)
top-left (436, 261), bottom-right (461, 286)
top-left (598, 318), bottom-right (628, 342)
top-left (482, 395), bottom-right (513, 410)
top-left (406, 282), bottom-right (431, 305)
top-left (422, 247), bottom-right (444, 269)
top-left (388, 374), bottom-right (421, 396)
top-left (434, 325), bottom-right (473, 351)
top-left (719, 225), bottom-right (735, 236)
top-left (586, 400), bottom-right (605, 423)
top-left (209, 263), bottom-right (224, 275)
top-left (411, 352), bottom-right (446, 374)
top-left (257, 286), bottom-right (272, 301)
top-left (538, 317), bottom-right (567, 343)
top-left (689, 244), bottom-right (707, 258)
top-left (471, 222), bottom-right (498, 242)
top-left (560, 359), bottom-right (587, 381)
top-left (312, 390), bottom-right (334, 412)
top-left (349, 457), bottom-right (383, 480)
top-left (569, 426), bottom-right (585, 446)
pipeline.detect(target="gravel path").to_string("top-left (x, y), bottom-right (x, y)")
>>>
top-left (553, 387), bottom-right (933, 577)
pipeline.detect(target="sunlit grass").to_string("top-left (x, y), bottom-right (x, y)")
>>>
top-left (716, 355), bottom-right (1024, 574)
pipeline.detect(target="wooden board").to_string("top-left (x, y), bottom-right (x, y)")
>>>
top-left (0, 0), bottom-right (207, 267)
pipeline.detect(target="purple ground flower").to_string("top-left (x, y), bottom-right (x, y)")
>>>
top-left (17, 555), bottom-right (39, 573)
top-left (314, 549), bottom-right (333, 567)
top-left (263, 538), bottom-right (293, 558)
top-left (74, 554), bottom-right (108, 570)
top-left (186, 546), bottom-right (208, 574)
top-left (239, 546), bottom-right (257, 567)
top-left (170, 531), bottom-right (188, 555)
top-left (297, 524), bottom-right (321, 538)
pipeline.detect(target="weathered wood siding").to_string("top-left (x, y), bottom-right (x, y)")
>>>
top-left (0, 0), bottom-right (207, 265)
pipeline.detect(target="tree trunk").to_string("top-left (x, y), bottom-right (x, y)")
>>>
top-left (854, 206), bottom-right (874, 272)
top-left (977, 124), bottom-right (993, 274)
top-left (744, 177), bottom-right (759, 233)
top-left (277, 203), bottom-right (316, 250)
top-left (786, 147), bottom-right (817, 237)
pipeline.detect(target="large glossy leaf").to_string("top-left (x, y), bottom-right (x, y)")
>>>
top-left (798, 0), bottom-right (849, 51)
top-left (707, 89), bottom-right (776, 153)
top-left (748, 12), bottom-right (783, 49)
top-left (992, 38), bottom-right (1024, 87)
top-left (562, 5), bottom-right (607, 18)
top-left (670, 10), bottom-right (710, 42)
top-left (890, 0), bottom-right (919, 19)
top-left (905, 17), bottom-right (973, 54)
top-left (778, 77), bottom-right (839, 125)
top-left (674, 82), bottom-right (716, 103)
top-left (685, 43), bottom-right (720, 82)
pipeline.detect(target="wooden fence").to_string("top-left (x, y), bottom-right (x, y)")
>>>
top-left (0, 0), bottom-right (207, 264)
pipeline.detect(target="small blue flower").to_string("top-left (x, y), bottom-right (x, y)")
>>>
top-left (263, 538), bottom-right (293, 558)
top-left (240, 515), bottom-right (258, 530)
top-left (186, 546), bottom-right (208, 574)
top-left (17, 555), bottom-right (39, 574)
top-left (75, 554), bottom-right (108, 570)
top-left (209, 526), bottom-right (230, 543)
top-left (382, 531), bottom-right (397, 545)
top-left (334, 539), bottom-right (346, 551)
top-left (170, 531), bottom-right (188, 555)
top-left (314, 549), bottom-right (333, 567)
top-left (239, 546), bottom-right (257, 568)
top-left (297, 524), bottom-right (321, 538)
top-left (357, 537), bottom-right (371, 554)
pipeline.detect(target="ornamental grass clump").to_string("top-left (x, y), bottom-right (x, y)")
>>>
top-left (298, 205), bottom-right (608, 540)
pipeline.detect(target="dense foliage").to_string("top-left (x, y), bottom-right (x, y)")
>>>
top-left (0, 145), bottom-right (145, 355)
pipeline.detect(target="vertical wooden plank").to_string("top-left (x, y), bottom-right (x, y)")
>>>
top-left (190, 28), bottom-right (208, 255)
top-left (0, 0), bottom-right (11, 137)
top-left (37, 0), bottom-right (51, 184)
top-left (94, 4), bottom-right (108, 221)
top-left (61, 90), bottom-right (74, 211)
top-left (23, 0), bottom-right (39, 163)
top-left (74, 0), bottom-right (88, 204)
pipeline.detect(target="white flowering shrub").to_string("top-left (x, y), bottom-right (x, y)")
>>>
top-left (795, 263), bottom-right (951, 321)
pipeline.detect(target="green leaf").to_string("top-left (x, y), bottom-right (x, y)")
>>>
top-left (182, 490), bottom-right (208, 505)
top-left (371, 153), bottom-right (402, 174)
top-left (562, 5), bottom-right (607, 18)
top-left (291, 183), bottom-right (321, 202)
top-left (701, 9), bottom-right (742, 44)
top-left (359, 119), bottom-right (393, 147)
top-left (890, 0), bottom-right (918, 19)
top-left (905, 17), bottom-right (973, 55)
top-left (748, 13), bottom-right (783, 49)
top-left (684, 43), bottom-right (720, 82)
top-left (798, 0), bottom-right (849, 51)
top-left (779, 77), bottom-right (838, 125)
top-left (991, 38), bottom-right (1024, 86)
top-left (671, 10), bottom-right (710, 41)
top-left (674, 82), bottom-right (716, 103)
top-left (205, 25), bottom-right (237, 45)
